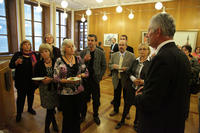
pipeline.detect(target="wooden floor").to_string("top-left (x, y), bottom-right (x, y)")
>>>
top-left (2, 77), bottom-right (199, 133)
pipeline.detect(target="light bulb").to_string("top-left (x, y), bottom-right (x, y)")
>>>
top-left (36, 3), bottom-right (42, 12)
top-left (96, 0), bottom-right (103, 3)
top-left (61, 0), bottom-right (68, 8)
top-left (155, 2), bottom-right (163, 10)
top-left (128, 12), bottom-right (134, 19)
top-left (63, 12), bottom-right (68, 18)
top-left (0, 0), bottom-right (3, 4)
top-left (102, 14), bottom-right (107, 21)
top-left (0, 25), bottom-right (2, 29)
top-left (86, 9), bottom-right (92, 16)
top-left (81, 14), bottom-right (86, 22)
top-left (116, 6), bottom-right (123, 13)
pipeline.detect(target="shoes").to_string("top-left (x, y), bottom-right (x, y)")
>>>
top-left (94, 116), bottom-right (101, 125)
top-left (115, 122), bottom-right (125, 129)
top-left (52, 123), bottom-right (59, 132)
top-left (28, 109), bottom-right (36, 115)
top-left (109, 111), bottom-right (118, 117)
top-left (126, 113), bottom-right (130, 120)
top-left (16, 114), bottom-right (21, 122)
top-left (80, 116), bottom-right (85, 123)
top-left (133, 124), bottom-right (139, 132)
top-left (110, 100), bottom-right (114, 105)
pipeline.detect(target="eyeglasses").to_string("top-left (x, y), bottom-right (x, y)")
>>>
top-left (138, 48), bottom-right (148, 51)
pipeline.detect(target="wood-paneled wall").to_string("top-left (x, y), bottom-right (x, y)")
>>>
top-left (74, 0), bottom-right (200, 67)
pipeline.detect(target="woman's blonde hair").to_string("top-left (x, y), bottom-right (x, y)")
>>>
top-left (39, 43), bottom-right (53, 58)
top-left (138, 43), bottom-right (151, 56)
top-left (61, 39), bottom-right (76, 56)
top-left (20, 39), bottom-right (31, 52)
top-left (44, 33), bottom-right (54, 43)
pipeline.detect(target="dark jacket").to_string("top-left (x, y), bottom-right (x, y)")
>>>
top-left (126, 45), bottom-right (134, 53)
top-left (52, 46), bottom-right (61, 60)
top-left (9, 51), bottom-right (39, 89)
top-left (135, 42), bottom-right (191, 133)
top-left (110, 43), bottom-right (119, 53)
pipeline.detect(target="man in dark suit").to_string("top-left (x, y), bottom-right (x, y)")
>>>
top-left (120, 35), bottom-right (134, 53)
top-left (80, 34), bottom-right (106, 125)
top-left (135, 13), bottom-right (191, 133)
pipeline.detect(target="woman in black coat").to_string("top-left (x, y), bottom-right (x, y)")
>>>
top-left (9, 39), bottom-right (39, 122)
top-left (115, 43), bottom-right (151, 131)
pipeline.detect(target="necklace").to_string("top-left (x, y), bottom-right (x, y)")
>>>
top-left (64, 55), bottom-right (74, 67)
top-left (44, 58), bottom-right (52, 64)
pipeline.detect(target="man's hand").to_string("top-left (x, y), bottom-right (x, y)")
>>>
top-left (136, 86), bottom-right (143, 96)
top-left (113, 64), bottom-right (119, 69)
top-left (84, 54), bottom-right (91, 61)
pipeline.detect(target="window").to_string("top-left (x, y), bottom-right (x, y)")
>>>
top-left (78, 21), bottom-right (87, 50)
top-left (24, 3), bottom-right (43, 51)
top-left (56, 10), bottom-right (67, 48)
top-left (0, 0), bottom-right (8, 53)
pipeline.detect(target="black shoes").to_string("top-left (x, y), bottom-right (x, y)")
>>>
top-left (115, 122), bottom-right (125, 129)
top-left (109, 111), bottom-right (118, 117)
top-left (80, 116), bottom-right (85, 123)
top-left (16, 114), bottom-right (21, 122)
top-left (94, 116), bottom-right (101, 125)
top-left (28, 109), bottom-right (36, 115)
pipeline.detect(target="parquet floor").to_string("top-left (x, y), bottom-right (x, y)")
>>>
top-left (3, 77), bottom-right (199, 133)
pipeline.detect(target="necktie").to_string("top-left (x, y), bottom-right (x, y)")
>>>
top-left (118, 54), bottom-right (123, 78)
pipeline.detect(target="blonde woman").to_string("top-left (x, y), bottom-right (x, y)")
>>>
top-left (54, 39), bottom-right (88, 133)
top-left (34, 43), bottom-right (58, 133)
top-left (115, 43), bottom-right (151, 131)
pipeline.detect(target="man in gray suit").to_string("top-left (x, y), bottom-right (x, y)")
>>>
top-left (109, 40), bottom-right (135, 117)
top-left (80, 34), bottom-right (106, 125)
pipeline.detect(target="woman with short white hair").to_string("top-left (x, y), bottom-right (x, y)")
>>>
top-left (54, 39), bottom-right (88, 133)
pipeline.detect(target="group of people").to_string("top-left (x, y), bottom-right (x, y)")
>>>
top-left (9, 12), bottom-right (200, 133)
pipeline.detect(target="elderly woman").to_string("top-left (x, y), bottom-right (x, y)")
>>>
top-left (44, 33), bottom-right (61, 60)
top-left (182, 45), bottom-right (200, 119)
top-left (54, 39), bottom-right (88, 133)
top-left (34, 43), bottom-right (58, 133)
top-left (9, 39), bottom-right (39, 122)
top-left (115, 43), bottom-right (151, 131)
top-left (192, 47), bottom-right (200, 63)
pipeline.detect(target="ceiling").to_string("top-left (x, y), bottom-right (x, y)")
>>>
top-left (39, 0), bottom-right (173, 11)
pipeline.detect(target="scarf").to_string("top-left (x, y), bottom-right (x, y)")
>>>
top-left (22, 51), bottom-right (37, 67)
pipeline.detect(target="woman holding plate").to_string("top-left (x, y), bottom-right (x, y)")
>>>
top-left (34, 43), bottom-right (59, 133)
top-left (54, 39), bottom-right (88, 133)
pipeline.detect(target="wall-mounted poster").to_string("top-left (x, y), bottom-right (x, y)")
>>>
top-left (141, 30), bottom-right (198, 51)
top-left (104, 33), bottom-right (118, 46)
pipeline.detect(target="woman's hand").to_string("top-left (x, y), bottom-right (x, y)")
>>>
top-left (15, 58), bottom-right (23, 66)
top-left (133, 79), bottom-right (141, 86)
top-left (77, 73), bottom-right (86, 78)
top-left (42, 77), bottom-right (52, 84)
top-left (60, 78), bottom-right (80, 84)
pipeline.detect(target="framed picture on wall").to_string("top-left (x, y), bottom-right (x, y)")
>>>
top-left (104, 33), bottom-right (118, 46)
top-left (141, 30), bottom-right (198, 51)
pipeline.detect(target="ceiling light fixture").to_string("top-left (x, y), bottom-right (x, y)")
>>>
top-left (63, 10), bottom-right (68, 18)
top-left (155, 2), bottom-right (163, 10)
top-left (102, 13), bottom-right (107, 21)
top-left (61, 0), bottom-right (68, 8)
top-left (116, 5), bottom-right (123, 13)
top-left (162, 6), bottom-right (166, 13)
top-left (96, 0), bottom-right (103, 3)
top-left (86, 8), bottom-right (92, 16)
top-left (0, 0), bottom-right (3, 4)
top-left (36, 2), bottom-right (42, 12)
top-left (81, 14), bottom-right (86, 22)
top-left (0, 25), bottom-right (2, 29)
top-left (128, 9), bottom-right (134, 19)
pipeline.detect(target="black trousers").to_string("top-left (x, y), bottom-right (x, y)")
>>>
top-left (45, 108), bottom-right (57, 129)
top-left (60, 94), bottom-right (81, 133)
top-left (16, 88), bottom-right (35, 115)
top-left (113, 79), bottom-right (126, 113)
top-left (81, 78), bottom-right (100, 117)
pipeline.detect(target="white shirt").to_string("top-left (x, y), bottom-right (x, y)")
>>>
top-left (154, 40), bottom-right (174, 55)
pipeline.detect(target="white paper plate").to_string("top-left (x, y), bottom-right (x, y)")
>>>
top-left (32, 77), bottom-right (45, 81)
top-left (67, 77), bottom-right (81, 81)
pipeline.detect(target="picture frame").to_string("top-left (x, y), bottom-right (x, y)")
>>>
top-left (141, 31), bottom-right (198, 51)
top-left (104, 33), bottom-right (118, 46)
